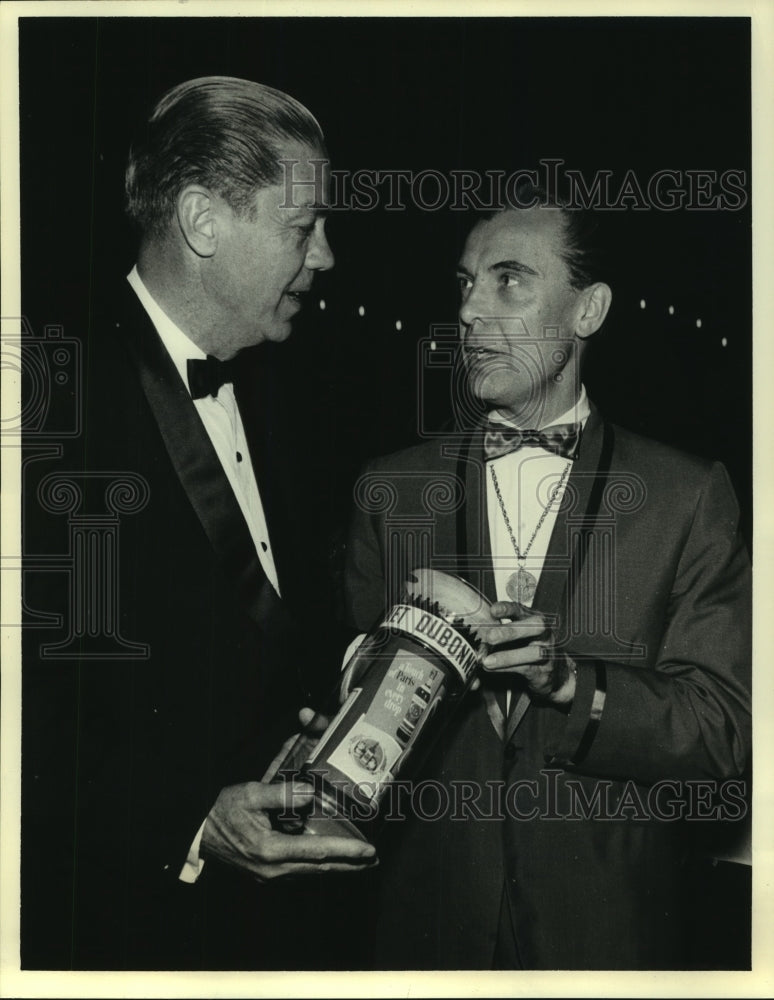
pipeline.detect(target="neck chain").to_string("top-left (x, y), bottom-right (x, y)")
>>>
top-left (489, 461), bottom-right (571, 605)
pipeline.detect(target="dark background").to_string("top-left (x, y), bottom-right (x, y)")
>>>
top-left (19, 15), bottom-right (752, 546)
top-left (17, 14), bottom-right (753, 971)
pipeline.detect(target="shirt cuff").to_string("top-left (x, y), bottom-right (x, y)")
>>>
top-left (178, 819), bottom-right (207, 884)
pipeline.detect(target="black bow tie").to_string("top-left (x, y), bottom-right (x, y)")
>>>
top-left (187, 355), bottom-right (240, 400)
top-left (483, 419), bottom-right (582, 460)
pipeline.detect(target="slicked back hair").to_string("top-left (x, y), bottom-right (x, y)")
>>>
top-left (125, 76), bottom-right (325, 237)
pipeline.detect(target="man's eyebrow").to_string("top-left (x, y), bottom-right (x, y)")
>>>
top-left (491, 259), bottom-right (539, 277)
top-left (455, 260), bottom-right (541, 278)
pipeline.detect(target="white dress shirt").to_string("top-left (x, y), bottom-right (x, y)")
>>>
top-left (127, 267), bottom-right (279, 883)
top-left (485, 389), bottom-right (590, 714)
top-left (127, 266), bottom-right (280, 596)
top-left (485, 386), bottom-right (590, 608)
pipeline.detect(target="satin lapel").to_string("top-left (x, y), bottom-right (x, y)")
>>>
top-left (114, 290), bottom-right (271, 627)
top-left (452, 427), bottom-right (509, 740)
top-left (531, 404), bottom-right (609, 619)
top-left (505, 404), bottom-right (613, 743)
top-left (452, 428), bottom-right (497, 603)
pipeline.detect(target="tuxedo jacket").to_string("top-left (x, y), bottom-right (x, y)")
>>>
top-left (344, 406), bottom-right (752, 970)
top-left (21, 281), bottom-right (351, 970)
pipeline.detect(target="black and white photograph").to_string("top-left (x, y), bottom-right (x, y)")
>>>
top-left (1, 1), bottom-right (770, 995)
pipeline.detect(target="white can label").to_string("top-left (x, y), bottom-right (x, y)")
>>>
top-left (381, 604), bottom-right (480, 683)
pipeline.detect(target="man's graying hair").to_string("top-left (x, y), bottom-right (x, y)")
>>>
top-left (125, 76), bottom-right (325, 236)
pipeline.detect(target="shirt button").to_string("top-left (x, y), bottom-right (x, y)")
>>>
top-left (504, 744), bottom-right (517, 761)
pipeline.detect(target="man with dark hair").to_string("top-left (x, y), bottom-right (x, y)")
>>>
top-left (344, 195), bottom-right (751, 969)
top-left (22, 76), bottom-right (373, 971)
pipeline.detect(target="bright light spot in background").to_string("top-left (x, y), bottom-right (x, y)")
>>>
top-left (668, 305), bottom-right (675, 315)
top-left (696, 319), bottom-right (702, 329)
top-left (640, 299), bottom-right (646, 309)
top-left (430, 341), bottom-right (437, 351)
top-left (319, 299), bottom-right (326, 311)
top-left (395, 320), bottom-right (402, 331)
top-left (358, 305), bottom-right (365, 317)
top-left (721, 337), bottom-right (728, 347)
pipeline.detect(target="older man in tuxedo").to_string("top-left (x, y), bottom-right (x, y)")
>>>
top-left (344, 188), bottom-right (752, 969)
top-left (21, 76), bottom-right (374, 971)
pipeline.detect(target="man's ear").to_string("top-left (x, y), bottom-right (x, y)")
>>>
top-left (176, 186), bottom-right (218, 258)
top-left (575, 282), bottom-right (612, 340)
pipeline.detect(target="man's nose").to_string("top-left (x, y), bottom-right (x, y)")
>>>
top-left (459, 284), bottom-right (484, 329)
top-left (305, 225), bottom-right (335, 272)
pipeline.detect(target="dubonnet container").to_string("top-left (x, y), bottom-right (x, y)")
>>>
top-left (274, 568), bottom-right (497, 842)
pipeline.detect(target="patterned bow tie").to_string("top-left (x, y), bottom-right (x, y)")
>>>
top-left (483, 420), bottom-right (582, 460)
top-left (187, 355), bottom-right (240, 400)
